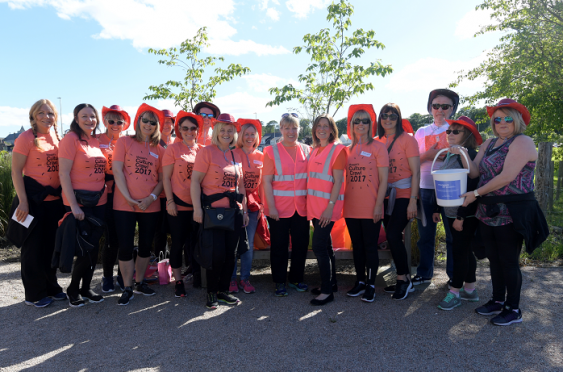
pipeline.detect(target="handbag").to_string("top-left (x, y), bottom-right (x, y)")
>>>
top-left (203, 151), bottom-right (240, 232)
top-left (74, 184), bottom-right (106, 207)
top-left (157, 251), bottom-right (173, 285)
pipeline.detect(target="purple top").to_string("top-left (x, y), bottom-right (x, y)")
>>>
top-left (476, 135), bottom-right (536, 226)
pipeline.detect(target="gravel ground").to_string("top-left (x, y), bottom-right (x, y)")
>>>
top-left (0, 257), bottom-right (562, 372)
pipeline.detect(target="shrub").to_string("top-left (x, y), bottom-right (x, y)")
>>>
top-left (0, 152), bottom-right (15, 237)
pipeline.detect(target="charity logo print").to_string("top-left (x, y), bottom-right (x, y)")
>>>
top-left (46, 153), bottom-right (58, 172)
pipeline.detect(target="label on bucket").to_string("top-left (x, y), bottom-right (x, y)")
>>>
top-left (435, 180), bottom-right (461, 200)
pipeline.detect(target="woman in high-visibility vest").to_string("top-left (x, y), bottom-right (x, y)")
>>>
top-left (262, 113), bottom-right (311, 297)
top-left (343, 105), bottom-right (389, 303)
top-left (307, 114), bottom-right (347, 306)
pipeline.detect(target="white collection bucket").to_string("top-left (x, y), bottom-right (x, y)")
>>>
top-left (431, 148), bottom-right (470, 207)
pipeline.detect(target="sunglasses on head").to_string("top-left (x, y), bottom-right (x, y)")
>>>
top-left (380, 113), bottom-right (398, 120)
top-left (353, 118), bottom-right (370, 125)
top-left (282, 113), bottom-right (299, 119)
top-left (199, 113), bottom-right (214, 118)
top-left (493, 116), bottom-right (514, 124)
top-left (446, 129), bottom-right (465, 135)
top-left (107, 120), bottom-right (125, 125)
top-left (432, 104), bottom-right (453, 110)
top-left (180, 126), bottom-right (198, 132)
top-left (141, 117), bottom-right (157, 126)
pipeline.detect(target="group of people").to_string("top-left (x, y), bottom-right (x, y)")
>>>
top-left (11, 87), bottom-right (547, 327)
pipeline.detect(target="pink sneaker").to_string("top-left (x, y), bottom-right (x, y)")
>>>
top-left (229, 280), bottom-right (239, 293)
top-left (239, 279), bottom-right (256, 294)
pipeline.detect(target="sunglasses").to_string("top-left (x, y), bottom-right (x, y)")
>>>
top-left (107, 120), bottom-right (125, 125)
top-left (380, 113), bottom-right (398, 120)
top-left (199, 113), bottom-right (214, 118)
top-left (432, 104), bottom-right (453, 110)
top-left (141, 117), bottom-right (157, 126)
top-left (180, 126), bottom-right (198, 132)
top-left (353, 118), bottom-right (370, 125)
top-left (446, 129), bottom-right (465, 135)
top-left (493, 116), bottom-right (514, 124)
top-left (282, 113), bottom-right (299, 119)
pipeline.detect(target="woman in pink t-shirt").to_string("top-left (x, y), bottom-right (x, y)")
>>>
top-left (112, 103), bottom-right (165, 306)
top-left (11, 99), bottom-right (65, 308)
top-left (59, 103), bottom-right (108, 307)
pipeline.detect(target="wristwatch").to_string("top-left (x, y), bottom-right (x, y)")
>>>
top-left (473, 189), bottom-right (480, 198)
top-left (329, 201), bottom-right (335, 205)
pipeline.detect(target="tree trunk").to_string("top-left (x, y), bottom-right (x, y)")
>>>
top-left (557, 161), bottom-right (563, 200)
top-left (536, 142), bottom-right (553, 215)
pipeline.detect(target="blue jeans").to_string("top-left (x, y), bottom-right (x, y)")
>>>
top-left (416, 188), bottom-right (453, 279)
top-left (232, 211), bottom-right (259, 281)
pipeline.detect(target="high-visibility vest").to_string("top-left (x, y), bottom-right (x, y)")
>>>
top-left (263, 142), bottom-right (310, 218)
top-left (307, 143), bottom-right (346, 221)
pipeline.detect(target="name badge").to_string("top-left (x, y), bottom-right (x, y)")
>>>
top-left (253, 160), bottom-right (263, 165)
top-left (360, 151), bottom-right (371, 157)
top-left (150, 152), bottom-right (159, 159)
top-left (99, 144), bottom-right (109, 148)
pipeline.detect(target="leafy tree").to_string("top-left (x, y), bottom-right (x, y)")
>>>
top-left (144, 27), bottom-right (251, 111)
top-left (455, 106), bottom-right (490, 133)
top-left (299, 119), bottom-right (311, 140)
top-left (407, 113), bottom-right (433, 133)
top-left (452, 0), bottom-right (563, 141)
top-left (335, 117), bottom-right (347, 139)
top-left (264, 120), bottom-right (277, 134)
top-left (266, 0), bottom-right (392, 122)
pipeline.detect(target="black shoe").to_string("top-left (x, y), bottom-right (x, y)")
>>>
top-left (310, 293), bottom-right (334, 306)
top-left (80, 289), bottom-right (104, 303)
top-left (392, 279), bottom-right (413, 300)
top-left (311, 284), bottom-right (338, 295)
top-left (67, 292), bottom-right (86, 308)
top-left (118, 287), bottom-right (134, 306)
top-left (206, 292), bottom-right (218, 309)
top-left (193, 272), bottom-right (202, 289)
top-left (134, 281), bottom-right (156, 296)
top-left (217, 291), bottom-right (240, 305)
top-left (361, 286), bottom-right (376, 303)
top-left (347, 282), bottom-right (366, 297)
top-left (174, 280), bottom-right (186, 298)
top-left (412, 275), bottom-right (431, 285)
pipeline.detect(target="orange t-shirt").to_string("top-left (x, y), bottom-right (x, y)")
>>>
top-left (375, 133), bottom-right (420, 199)
top-left (343, 140), bottom-right (389, 219)
top-left (112, 136), bottom-right (163, 213)
top-left (193, 145), bottom-right (243, 208)
top-left (13, 129), bottom-right (61, 201)
top-left (162, 142), bottom-right (202, 211)
top-left (98, 133), bottom-right (119, 194)
top-left (263, 144), bottom-right (298, 176)
top-left (58, 132), bottom-right (107, 207)
top-left (233, 148), bottom-right (263, 194)
top-left (313, 145), bottom-right (347, 170)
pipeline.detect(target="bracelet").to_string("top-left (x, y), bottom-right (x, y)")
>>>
top-left (328, 200), bottom-right (335, 205)
top-left (150, 193), bottom-right (157, 201)
top-left (410, 196), bottom-right (418, 200)
top-left (166, 200), bottom-right (175, 205)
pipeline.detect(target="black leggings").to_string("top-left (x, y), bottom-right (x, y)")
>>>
top-left (312, 219), bottom-right (337, 294)
top-left (448, 216), bottom-right (478, 289)
top-left (102, 192), bottom-right (121, 278)
top-left (480, 222), bottom-right (524, 309)
top-left (206, 212), bottom-right (242, 293)
top-left (114, 210), bottom-right (159, 261)
top-left (382, 198), bottom-right (411, 276)
top-left (167, 210), bottom-right (198, 269)
top-left (345, 218), bottom-right (382, 285)
top-left (21, 199), bottom-right (65, 302)
top-left (65, 204), bottom-right (106, 296)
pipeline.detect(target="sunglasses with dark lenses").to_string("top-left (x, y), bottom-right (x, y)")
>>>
top-left (282, 113), bottom-right (299, 119)
top-left (380, 113), bottom-right (398, 120)
top-left (493, 116), bottom-right (514, 124)
top-left (445, 129), bottom-right (465, 135)
top-left (181, 126), bottom-right (198, 132)
top-left (432, 104), bottom-right (453, 110)
top-left (107, 120), bottom-right (125, 125)
top-left (199, 113), bottom-right (214, 118)
top-left (141, 118), bottom-right (157, 126)
top-left (353, 118), bottom-right (370, 125)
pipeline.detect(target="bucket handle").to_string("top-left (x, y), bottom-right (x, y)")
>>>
top-left (431, 148), bottom-right (470, 174)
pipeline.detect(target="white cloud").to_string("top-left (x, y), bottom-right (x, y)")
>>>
top-left (214, 92), bottom-right (275, 118)
top-left (455, 8), bottom-right (494, 40)
top-left (2, 0), bottom-right (287, 56)
top-left (242, 73), bottom-right (299, 93)
top-left (385, 52), bottom-right (489, 94)
top-left (285, 0), bottom-right (329, 19)
top-left (0, 106), bottom-right (28, 128)
top-left (266, 7), bottom-right (280, 21)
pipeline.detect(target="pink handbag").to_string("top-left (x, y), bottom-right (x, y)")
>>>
top-left (157, 251), bottom-right (173, 285)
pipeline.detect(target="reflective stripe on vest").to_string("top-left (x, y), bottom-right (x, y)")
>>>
top-left (274, 189), bottom-right (308, 197)
top-left (307, 189), bottom-right (345, 200)
top-left (308, 144), bottom-right (337, 183)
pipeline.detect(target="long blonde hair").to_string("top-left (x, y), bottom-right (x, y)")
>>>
top-left (29, 99), bottom-right (60, 150)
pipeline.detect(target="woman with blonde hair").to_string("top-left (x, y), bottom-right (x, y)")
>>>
top-left (11, 99), bottom-right (66, 308)
top-left (112, 103), bottom-right (165, 305)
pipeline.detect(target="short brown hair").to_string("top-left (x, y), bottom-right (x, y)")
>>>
top-left (312, 114), bottom-right (338, 148)
top-left (449, 123), bottom-right (478, 150)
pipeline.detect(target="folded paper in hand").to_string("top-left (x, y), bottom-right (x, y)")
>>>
top-left (12, 211), bottom-right (34, 228)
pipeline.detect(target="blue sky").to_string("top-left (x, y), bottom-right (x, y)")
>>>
top-left (0, 0), bottom-right (502, 138)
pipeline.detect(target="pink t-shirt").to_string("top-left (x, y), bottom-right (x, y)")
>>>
top-left (58, 131), bottom-right (107, 207)
top-left (414, 122), bottom-right (449, 189)
top-left (162, 142), bottom-right (202, 211)
top-left (375, 133), bottom-right (419, 199)
top-left (233, 148), bottom-right (263, 194)
top-left (98, 133), bottom-right (119, 194)
top-left (112, 136), bottom-right (163, 213)
top-left (13, 129), bottom-right (61, 201)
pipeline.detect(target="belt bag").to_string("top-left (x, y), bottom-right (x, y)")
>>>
top-left (203, 207), bottom-right (235, 231)
top-left (74, 185), bottom-right (106, 208)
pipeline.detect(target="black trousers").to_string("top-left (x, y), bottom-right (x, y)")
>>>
top-left (167, 210), bottom-right (198, 269)
top-left (206, 212), bottom-right (242, 293)
top-left (102, 192), bottom-right (121, 278)
top-left (114, 210), bottom-right (159, 261)
top-left (65, 204), bottom-right (106, 296)
top-left (21, 199), bottom-right (65, 302)
top-left (268, 212), bottom-right (309, 284)
top-left (312, 219), bottom-right (337, 294)
top-left (382, 199), bottom-right (411, 276)
top-left (345, 218), bottom-right (382, 285)
top-left (480, 222), bottom-right (524, 309)
top-left (448, 216), bottom-right (479, 289)
top-left (153, 198), bottom-right (169, 257)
